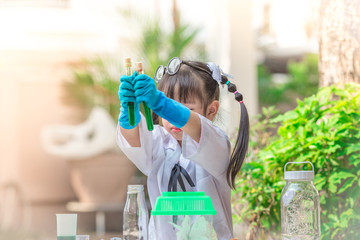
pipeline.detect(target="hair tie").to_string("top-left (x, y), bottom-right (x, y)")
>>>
top-left (239, 101), bottom-right (244, 104)
top-left (234, 91), bottom-right (238, 94)
top-left (207, 62), bottom-right (233, 84)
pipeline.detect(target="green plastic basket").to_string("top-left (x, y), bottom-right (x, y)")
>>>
top-left (151, 192), bottom-right (217, 216)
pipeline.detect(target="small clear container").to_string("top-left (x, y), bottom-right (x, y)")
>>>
top-left (56, 214), bottom-right (77, 240)
top-left (151, 192), bottom-right (216, 240)
top-left (281, 161), bottom-right (321, 240)
top-left (123, 185), bottom-right (148, 240)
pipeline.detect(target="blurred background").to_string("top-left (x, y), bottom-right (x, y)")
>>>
top-left (0, 0), bottom-right (324, 239)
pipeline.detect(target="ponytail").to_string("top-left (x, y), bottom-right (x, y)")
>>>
top-left (221, 77), bottom-right (250, 189)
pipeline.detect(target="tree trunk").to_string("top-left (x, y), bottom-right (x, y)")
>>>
top-left (318, 0), bottom-right (360, 87)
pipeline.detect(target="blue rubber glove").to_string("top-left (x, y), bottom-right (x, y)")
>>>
top-left (133, 74), bottom-right (190, 128)
top-left (118, 72), bottom-right (141, 129)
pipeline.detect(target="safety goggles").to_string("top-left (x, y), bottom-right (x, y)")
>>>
top-left (154, 57), bottom-right (183, 83)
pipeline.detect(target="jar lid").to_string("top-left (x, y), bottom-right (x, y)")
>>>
top-left (284, 161), bottom-right (315, 180)
top-left (284, 170), bottom-right (314, 180)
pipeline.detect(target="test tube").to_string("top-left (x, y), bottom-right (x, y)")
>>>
top-left (136, 62), bottom-right (154, 131)
top-left (124, 57), bottom-right (136, 126)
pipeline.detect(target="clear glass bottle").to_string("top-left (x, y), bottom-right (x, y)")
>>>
top-left (123, 185), bottom-right (148, 240)
top-left (281, 161), bottom-right (321, 240)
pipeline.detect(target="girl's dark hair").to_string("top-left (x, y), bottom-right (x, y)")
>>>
top-left (156, 60), bottom-right (249, 189)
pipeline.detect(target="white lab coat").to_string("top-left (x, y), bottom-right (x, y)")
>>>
top-left (117, 113), bottom-right (233, 240)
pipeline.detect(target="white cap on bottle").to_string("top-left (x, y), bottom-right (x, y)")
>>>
top-left (284, 170), bottom-right (314, 180)
top-left (284, 161), bottom-right (315, 180)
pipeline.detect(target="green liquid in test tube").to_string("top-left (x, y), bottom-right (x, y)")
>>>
top-left (136, 62), bottom-right (154, 131)
top-left (124, 57), bottom-right (136, 126)
top-left (57, 237), bottom-right (76, 240)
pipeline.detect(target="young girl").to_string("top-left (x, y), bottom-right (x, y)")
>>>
top-left (117, 57), bottom-right (249, 240)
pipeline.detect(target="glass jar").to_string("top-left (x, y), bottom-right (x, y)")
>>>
top-left (123, 185), bottom-right (148, 240)
top-left (281, 161), bottom-right (321, 240)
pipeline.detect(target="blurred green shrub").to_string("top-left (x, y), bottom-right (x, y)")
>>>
top-left (233, 83), bottom-right (360, 240)
top-left (258, 54), bottom-right (319, 110)
top-left (287, 53), bottom-right (319, 97)
top-left (257, 64), bottom-right (287, 106)
top-left (62, 57), bottom-right (120, 121)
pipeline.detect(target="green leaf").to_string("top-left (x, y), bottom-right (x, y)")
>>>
top-left (260, 216), bottom-right (271, 230)
top-left (329, 171), bottom-right (356, 184)
top-left (331, 228), bottom-right (341, 239)
top-left (328, 214), bottom-right (339, 222)
top-left (320, 194), bottom-right (326, 205)
top-left (314, 176), bottom-right (327, 190)
top-left (333, 88), bottom-right (348, 97)
top-left (328, 183), bottom-right (338, 193)
top-left (349, 154), bottom-right (360, 167)
top-left (338, 178), bottom-right (356, 194)
top-left (339, 208), bottom-right (354, 228)
top-left (270, 111), bottom-right (298, 123)
top-left (347, 144), bottom-right (360, 154)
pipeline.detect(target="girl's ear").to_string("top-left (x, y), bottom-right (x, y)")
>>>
top-left (206, 100), bottom-right (219, 121)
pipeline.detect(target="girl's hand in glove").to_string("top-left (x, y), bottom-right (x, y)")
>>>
top-left (118, 72), bottom-right (141, 129)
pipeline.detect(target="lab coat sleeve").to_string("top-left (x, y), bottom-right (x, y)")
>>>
top-left (116, 114), bottom-right (163, 176)
top-left (182, 114), bottom-right (231, 180)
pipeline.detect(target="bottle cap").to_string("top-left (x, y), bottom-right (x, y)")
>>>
top-left (284, 161), bottom-right (315, 180)
top-left (127, 184), bottom-right (144, 192)
top-left (284, 170), bottom-right (314, 180)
